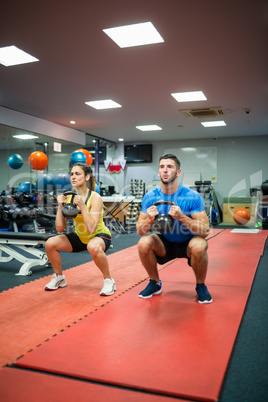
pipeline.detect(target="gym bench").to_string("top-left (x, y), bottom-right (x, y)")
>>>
top-left (0, 232), bottom-right (54, 276)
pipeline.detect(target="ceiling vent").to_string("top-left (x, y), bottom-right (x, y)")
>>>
top-left (179, 107), bottom-right (225, 119)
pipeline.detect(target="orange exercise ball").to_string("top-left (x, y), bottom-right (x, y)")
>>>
top-left (233, 208), bottom-right (251, 225)
top-left (76, 149), bottom-right (93, 165)
top-left (28, 151), bottom-right (48, 171)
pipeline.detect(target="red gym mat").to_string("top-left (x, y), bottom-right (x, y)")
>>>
top-left (15, 230), bottom-right (267, 401)
top-left (0, 229), bottom-right (221, 367)
top-left (207, 228), bottom-right (267, 256)
top-left (0, 367), bottom-right (186, 402)
top-left (14, 281), bottom-right (251, 401)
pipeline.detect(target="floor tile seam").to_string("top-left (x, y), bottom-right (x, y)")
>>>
top-left (4, 277), bottom-right (149, 367)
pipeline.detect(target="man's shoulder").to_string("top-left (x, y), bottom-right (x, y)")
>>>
top-left (179, 185), bottom-right (200, 197)
top-left (142, 186), bottom-right (162, 204)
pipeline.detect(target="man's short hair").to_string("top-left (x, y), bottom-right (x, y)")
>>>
top-left (159, 154), bottom-right (181, 170)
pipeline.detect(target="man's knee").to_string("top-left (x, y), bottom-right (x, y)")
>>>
top-left (188, 237), bottom-right (208, 258)
top-left (137, 235), bottom-right (154, 254)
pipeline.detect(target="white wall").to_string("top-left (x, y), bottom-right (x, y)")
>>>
top-left (99, 136), bottom-right (268, 207)
top-left (2, 133), bottom-right (268, 210)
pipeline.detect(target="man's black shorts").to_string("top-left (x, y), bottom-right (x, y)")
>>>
top-left (65, 232), bottom-right (112, 253)
top-left (155, 234), bottom-right (192, 266)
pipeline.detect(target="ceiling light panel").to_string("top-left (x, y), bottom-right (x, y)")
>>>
top-left (13, 134), bottom-right (39, 139)
top-left (85, 99), bottom-right (122, 110)
top-left (103, 22), bottom-right (164, 48)
top-left (136, 125), bottom-right (162, 131)
top-left (0, 45), bottom-right (39, 66)
top-left (171, 91), bottom-right (207, 102)
top-left (201, 121), bottom-right (226, 127)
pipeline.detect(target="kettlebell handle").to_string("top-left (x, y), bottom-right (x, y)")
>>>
top-left (61, 191), bottom-right (79, 218)
top-left (62, 191), bottom-right (78, 197)
top-left (153, 200), bottom-right (175, 207)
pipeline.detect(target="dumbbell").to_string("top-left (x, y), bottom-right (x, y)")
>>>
top-left (4, 205), bottom-right (24, 220)
top-left (3, 194), bottom-right (15, 204)
top-left (61, 191), bottom-right (79, 218)
top-left (0, 207), bottom-right (9, 221)
top-left (152, 200), bottom-right (175, 232)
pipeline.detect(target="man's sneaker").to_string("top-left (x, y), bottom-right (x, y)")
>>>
top-left (45, 273), bottom-right (67, 291)
top-left (196, 284), bottom-right (213, 304)
top-left (100, 278), bottom-right (116, 296)
top-left (139, 279), bottom-right (162, 299)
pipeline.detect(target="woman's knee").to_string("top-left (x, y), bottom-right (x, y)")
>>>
top-left (45, 237), bottom-right (56, 253)
top-left (87, 240), bottom-right (103, 258)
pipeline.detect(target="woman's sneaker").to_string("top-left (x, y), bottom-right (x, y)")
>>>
top-left (45, 274), bottom-right (67, 291)
top-left (100, 278), bottom-right (116, 296)
top-left (139, 279), bottom-right (162, 299)
top-left (196, 283), bottom-right (213, 304)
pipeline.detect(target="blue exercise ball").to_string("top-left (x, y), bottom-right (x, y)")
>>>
top-left (95, 183), bottom-right (100, 194)
top-left (70, 150), bottom-right (86, 166)
top-left (18, 182), bottom-right (36, 193)
top-left (53, 173), bottom-right (72, 191)
top-left (8, 154), bottom-right (23, 170)
top-left (36, 174), bottom-right (54, 191)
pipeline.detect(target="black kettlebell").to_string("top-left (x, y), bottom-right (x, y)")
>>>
top-left (62, 191), bottom-right (79, 218)
top-left (152, 200), bottom-right (175, 232)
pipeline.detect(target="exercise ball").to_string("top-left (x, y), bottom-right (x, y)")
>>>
top-left (36, 174), bottom-right (54, 191)
top-left (95, 183), bottom-right (100, 194)
top-left (53, 173), bottom-right (72, 191)
top-left (18, 182), bottom-right (36, 193)
top-left (28, 151), bottom-right (48, 171)
top-left (8, 154), bottom-right (23, 170)
top-left (76, 149), bottom-right (93, 165)
top-left (233, 208), bottom-right (251, 225)
top-left (70, 150), bottom-right (86, 166)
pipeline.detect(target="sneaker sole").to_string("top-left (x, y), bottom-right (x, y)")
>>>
top-left (138, 289), bottom-right (162, 299)
top-left (100, 286), bottom-right (116, 296)
top-left (198, 298), bottom-right (213, 304)
top-left (45, 283), bottom-right (67, 291)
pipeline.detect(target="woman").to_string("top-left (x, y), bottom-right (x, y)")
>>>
top-left (45, 163), bottom-right (116, 296)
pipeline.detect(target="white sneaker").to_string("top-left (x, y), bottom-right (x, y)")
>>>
top-left (100, 278), bottom-right (116, 296)
top-left (45, 273), bottom-right (67, 291)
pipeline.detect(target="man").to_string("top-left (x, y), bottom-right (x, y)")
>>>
top-left (136, 154), bottom-right (212, 303)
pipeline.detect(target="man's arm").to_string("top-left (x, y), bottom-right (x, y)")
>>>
top-left (136, 205), bottom-right (158, 236)
top-left (169, 205), bottom-right (210, 238)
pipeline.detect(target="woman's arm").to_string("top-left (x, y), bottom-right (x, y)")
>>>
top-left (55, 194), bottom-right (67, 233)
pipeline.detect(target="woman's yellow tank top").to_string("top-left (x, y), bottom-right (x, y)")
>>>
top-left (68, 191), bottom-right (111, 244)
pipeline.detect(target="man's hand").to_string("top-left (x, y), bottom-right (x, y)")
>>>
top-left (146, 205), bottom-right (159, 221)
top-left (168, 204), bottom-right (183, 220)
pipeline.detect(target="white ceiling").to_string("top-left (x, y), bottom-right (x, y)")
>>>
top-left (0, 0), bottom-right (267, 145)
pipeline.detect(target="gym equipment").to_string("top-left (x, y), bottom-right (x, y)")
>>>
top-left (70, 150), bottom-right (86, 166)
top-left (18, 182), bottom-right (36, 193)
top-left (53, 173), bottom-right (72, 191)
top-left (76, 149), bottom-right (93, 165)
top-left (61, 191), bottom-right (79, 218)
top-left (13, 192), bottom-right (37, 204)
top-left (233, 208), bottom-right (250, 225)
top-left (3, 194), bottom-right (15, 204)
top-left (255, 180), bottom-right (268, 229)
top-left (28, 151), bottom-right (48, 171)
top-left (4, 205), bottom-right (24, 220)
top-left (7, 153), bottom-right (23, 169)
top-left (36, 173), bottom-right (54, 191)
top-left (0, 231), bottom-right (53, 276)
top-left (152, 200), bottom-right (175, 232)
